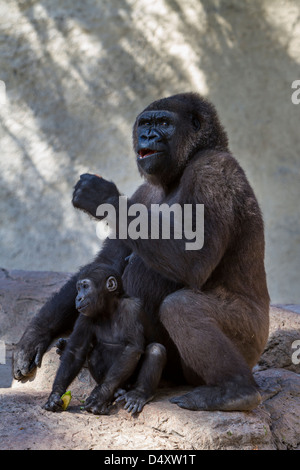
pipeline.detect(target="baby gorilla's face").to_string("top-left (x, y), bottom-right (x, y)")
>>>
top-left (75, 278), bottom-right (98, 316)
top-left (75, 274), bottom-right (119, 317)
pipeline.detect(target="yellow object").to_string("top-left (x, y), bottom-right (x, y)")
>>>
top-left (61, 391), bottom-right (72, 411)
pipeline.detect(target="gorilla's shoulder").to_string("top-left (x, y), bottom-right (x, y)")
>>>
top-left (185, 150), bottom-right (247, 182)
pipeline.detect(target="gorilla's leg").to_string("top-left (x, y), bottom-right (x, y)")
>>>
top-left (115, 342), bottom-right (167, 414)
top-left (159, 290), bottom-right (262, 411)
top-left (13, 275), bottom-right (78, 380)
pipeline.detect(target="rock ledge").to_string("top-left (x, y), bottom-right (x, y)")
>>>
top-left (0, 269), bottom-right (299, 450)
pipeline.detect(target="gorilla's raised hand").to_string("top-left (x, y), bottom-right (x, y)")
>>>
top-left (72, 174), bottom-right (120, 219)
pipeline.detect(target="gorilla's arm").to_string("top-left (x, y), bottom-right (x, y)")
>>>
top-left (13, 274), bottom-right (78, 380)
top-left (72, 172), bottom-right (232, 289)
top-left (13, 237), bottom-right (131, 380)
top-left (84, 343), bottom-right (143, 414)
top-left (44, 315), bottom-right (93, 411)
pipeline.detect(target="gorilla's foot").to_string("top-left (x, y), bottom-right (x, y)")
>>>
top-left (170, 379), bottom-right (262, 411)
top-left (115, 389), bottom-right (153, 415)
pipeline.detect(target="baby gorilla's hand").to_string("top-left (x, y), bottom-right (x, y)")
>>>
top-left (83, 385), bottom-right (113, 415)
top-left (83, 394), bottom-right (112, 415)
top-left (43, 392), bottom-right (64, 412)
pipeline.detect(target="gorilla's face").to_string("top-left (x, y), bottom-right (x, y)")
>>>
top-left (75, 266), bottom-right (121, 317)
top-left (75, 278), bottom-right (99, 316)
top-left (135, 110), bottom-right (177, 181)
top-left (133, 93), bottom-right (228, 188)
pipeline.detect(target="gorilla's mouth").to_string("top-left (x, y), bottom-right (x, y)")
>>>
top-left (77, 302), bottom-right (90, 314)
top-left (138, 148), bottom-right (163, 159)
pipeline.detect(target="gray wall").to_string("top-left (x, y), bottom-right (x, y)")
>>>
top-left (0, 0), bottom-right (299, 303)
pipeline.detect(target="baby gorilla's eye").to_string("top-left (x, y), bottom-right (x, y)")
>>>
top-left (161, 121), bottom-right (169, 126)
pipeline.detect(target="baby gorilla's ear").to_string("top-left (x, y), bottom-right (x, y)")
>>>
top-left (106, 276), bottom-right (118, 292)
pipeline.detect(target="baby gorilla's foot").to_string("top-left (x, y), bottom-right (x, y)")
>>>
top-left (115, 389), bottom-right (152, 415)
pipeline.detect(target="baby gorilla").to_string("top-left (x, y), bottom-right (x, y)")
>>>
top-left (44, 264), bottom-right (166, 415)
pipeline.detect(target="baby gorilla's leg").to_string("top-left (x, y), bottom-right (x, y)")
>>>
top-left (115, 389), bottom-right (151, 414)
top-left (115, 343), bottom-right (166, 414)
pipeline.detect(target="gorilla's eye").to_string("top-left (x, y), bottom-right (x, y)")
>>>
top-left (106, 276), bottom-right (118, 292)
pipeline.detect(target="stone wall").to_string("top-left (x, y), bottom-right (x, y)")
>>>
top-left (0, 0), bottom-right (299, 303)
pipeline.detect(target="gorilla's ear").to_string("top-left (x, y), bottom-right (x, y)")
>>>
top-left (106, 276), bottom-right (118, 292)
top-left (191, 114), bottom-right (201, 132)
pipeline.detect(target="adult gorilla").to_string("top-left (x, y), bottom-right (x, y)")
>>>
top-left (13, 93), bottom-right (270, 411)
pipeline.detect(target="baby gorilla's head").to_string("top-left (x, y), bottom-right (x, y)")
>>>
top-left (75, 264), bottom-right (123, 317)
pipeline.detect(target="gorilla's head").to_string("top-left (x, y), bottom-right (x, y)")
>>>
top-left (76, 264), bottom-right (123, 317)
top-left (133, 93), bottom-right (228, 187)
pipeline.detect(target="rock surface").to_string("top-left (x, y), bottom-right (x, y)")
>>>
top-left (0, 269), bottom-right (300, 450)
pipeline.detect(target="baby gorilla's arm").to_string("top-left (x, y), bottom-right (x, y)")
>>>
top-left (83, 344), bottom-right (143, 415)
top-left (44, 316), bottom-right (92, 412)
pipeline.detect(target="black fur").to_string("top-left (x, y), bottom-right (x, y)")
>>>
top-left (44, 264), bottom-right (166, 415)
top-left (14, 93), bottom-right (269, 411)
